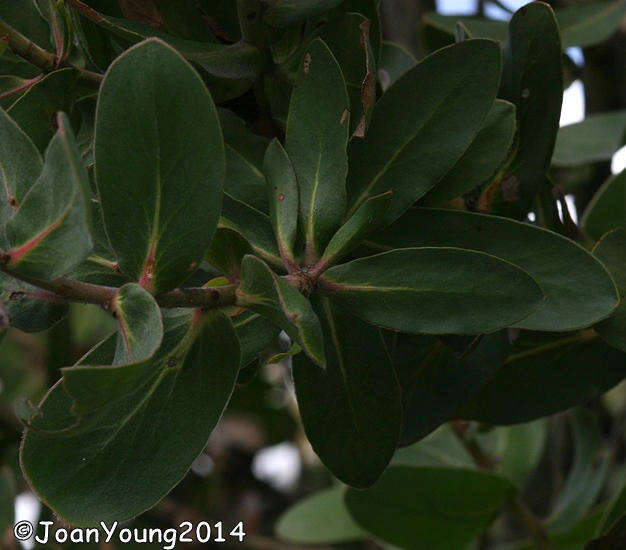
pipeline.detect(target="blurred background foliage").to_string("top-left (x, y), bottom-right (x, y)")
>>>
top-left (0, 0), bottom-right (625, 549)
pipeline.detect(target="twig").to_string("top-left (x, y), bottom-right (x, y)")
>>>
top-left (0, 73), bottom-right (44, 101)
top-left (452, 422), bottom-right (556, 550)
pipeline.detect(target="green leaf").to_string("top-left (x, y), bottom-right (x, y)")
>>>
top-left (313, 12), bottom-right (376, 136)
top-left (220, 194), bottom-right (283, 270)
top-left (423, 13), bottom-right (508, 44)
top-left (553, 111), bottom-right (626, 167)
top-left (6, 68), bottom-right (80, 151)
top-left (110, 283), bottom-right (163, 364)
top-left (293, 297), bottom-right (402, 487)
top-left (365, 208), bottom-right (619, 331)
top-left (95, 38), bottom-right (225, 294)
top-left (593, 228), bottom-right (626, 353)
top-left (459, 333), bottom-right (626, 424)
top-left (0, 106), bottom-right (42, 246)
top-left (276, 486), bottom-right (367, 544)
top-left (379, 40), bottom-right (416, 90)
top-left (21, 309), bottom-right (241, 526)
top-left (4, 112), bottom-right (92, 280)
top-left (0, 271), bottom-right (68, 332)
top-left (237, 255), bottom-right (325, 366)
top-left (421, 99), bottom-right (516, 207)
top-left (393, 332), bottom-right (509, 445)
top-left (583, 170), bottom-right (626, 241)
top-left (205, 228), bottom-right (253, 281)
top-left (232, 310), bottom-right (281, 367)
top-left (319, 191), bottom-right (392, 269)
top-left (286, 39), bottom-right (349, 263)
top-left (482, 2), bottom-right (563, 218)
top-left (556, 0), bottom-right (626, 49)
top-left (321, 247), bottom-right (544, 335)
top-left (345, 466), bottom-right (516, 550)
top-left (347, 39), bottom-right (501, 223)
top-left (0, 0), bottom-right (53, 49)
top-left (393, 425), bottom-right (475, 469)
top-left (264, 139), bottom-right (299, 268)
top-left (264, 0), bottom-right (344, 27)
top-left (548, 409), bottom-right (610, 532)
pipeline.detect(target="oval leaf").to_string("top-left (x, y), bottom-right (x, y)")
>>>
top-left (583, 169), bottom-right (626, 241)
top-left (346, 39), bottom-right (502, 223)
top-left (366, 208), bottom-right (619, 331)
top-left (95, 38), bottom-right (225, 293)
top-left (293, 297), bottom-right (402, 487)
top-left (321, 247), bottom-right (544, 335)
top-left (21, 309), bottom-right (241, 526)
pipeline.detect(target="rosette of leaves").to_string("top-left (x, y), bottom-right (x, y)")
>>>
top-left (0, 0), bottom-right (623, 542)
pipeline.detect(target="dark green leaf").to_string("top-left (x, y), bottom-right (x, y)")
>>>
top-left (232, 310), bottom-right (281, 367)
top-left (95, 38), bottom-right (224, 293)
top-left (553, 111), bottom-right (626, 167)
top-left (237, 255), bottom-right (325, 366)
top-left (379, 40), bottom-right (416, 90)
top-left (6, 68), bottom-right (80, 151)
top-left (21, 309), bottom-right (241, 526)
top-left (347, 39), bottom-right (501, 223)
top-left (264, 139), bottom-right (298, 268)
top-left (5, 112), bottom-right (92, 280)
top-left (345, 466), bottom-right (516, 550)
top-left (264, 0), bottom-right (344, 27)
top-left (423, 13), bottom-right (508, 44)
top-left (459, 333), bottom-right (626, 424)
top-left (276, 487), bottom-right (367, 544)
top-left (110, 283), bottom-right (163, 364)
top-left (286, 39), bottom-right (349, 263)
top-left (548, 409), bottom-right (609, 531)
top-left (366, 208), bottom-right (619, 331)
top-left (0, 106), bottom-right (42, 246)
top-left (482, 2), bottom-right (563, 218)
top-left (319, 191), bottom-right (392, 269)
top-left (593, 228), bottom-right (626, 352)
top-left (293, 297), bottom-right (402, 487)
top-left (205, 228), bottom-right (253, 281)
top-left (556, 1), bottom-right (626, 49)
top-left (321, 247), bottom-right (544, 334)
top-left (497, 420), bottom-right (547, 489)
top-left (421, 99), bottom-right (516, 207)
top-left (394, 332), bottom-right (509, 445)
top-left (0, 1), bottom-right (53, 49)
top-left (583, 170), bottom-right (626, 241)
top-left (0, 271), bottom-right (68, 332)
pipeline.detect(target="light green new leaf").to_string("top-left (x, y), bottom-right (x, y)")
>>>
top-left (583, 170), bottom-right (626, 241)
top-left (459, 333), bottom-right (626, 425)
top-left (345, 466), bottom-right (516, 550)
top-left (293, 298), bottom-right (402, 487)
top-left (548, 409), bottom-right (610, 532)
top-left (421, 99), bottom-right (516, 206)
top-left (21, 309), bottom-right (241, 526)
top-left (556, 1), bottom-right (626, 49)
top-left (206, 228), bottom-right (253, 281)
top-left (5, 112), bottom-right (92, 280)
top-left (237, 255), bottom-right (325, 367)
top-left (111, 283), bottom-right (163, 364)
top-left (6, 68), bottom-right (80, 151)
top-left (366, 208), bottom-right (619, 331)
top-left (286, 39), bottom-right (349, 263)
top-left (264, 139), bottom-right (298, 268)
top-left (276, 487), bottom-right (367, 544)
top-left (0, 107), bottom-right (42, 247)
top-left (484, 2), bottom-right (563, 218)
top-left (347, 39), bottom-right (501, 223)
top-left (594, 228), bottom-right (626, 353)
top-left (220, 194), bottom-right (284, 270)
top-left (321, 247), bottom-right (544, 335)
top-left (320, 191), bottom-right (392, 268)
top-left (379, 41), bottom-right (416, 90)
top-left (264, 0), bottom-right (344, 27)
top-left (553, 111), bottom-right (626, 167)
top-left (95, 38), bottom-right (225, 294)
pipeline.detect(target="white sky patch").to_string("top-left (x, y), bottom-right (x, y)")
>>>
top-left (567, 47), bottom-right (585, 67)
top-left (612, 145), bottom-right (626, 175)
top-left (15, 492), bottom-right (40, 550)
top-left (436, 0), bottom-right (476, 15)
top-left (565, 194), bottom-right (579, 225)
top-left (252, 442), bottom-right (301, 492)
top-left (560, 80), bottom-right (585, 126)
